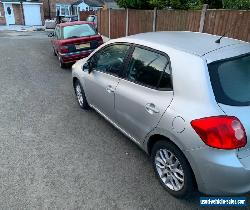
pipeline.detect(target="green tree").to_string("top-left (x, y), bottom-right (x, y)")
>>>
top-left (116, 0), bottom-right (152, 9)
top-left (116, 0), bottom-right (250, 9)
top-left (223, 0), bottom-right (250, 9)
top-left (148, 0), bottom-right (168, 8)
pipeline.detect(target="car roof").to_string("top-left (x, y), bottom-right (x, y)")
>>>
top-left (118, 31), bottom-right (248, 57)
top-left (58, 21), bottom-right (93, 27)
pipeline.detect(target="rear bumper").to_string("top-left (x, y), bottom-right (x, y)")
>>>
top-left (186, 148), bottom-right (250, 195)
top-left (59, 50), bottom-right (93, 63)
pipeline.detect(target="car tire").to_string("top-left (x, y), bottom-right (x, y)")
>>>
top-left (74, 80), bottom-right (90, 110)
top-left (59, 56), bottom-right (67, 69)
top-left (151, 140), bottom-right (195, 198)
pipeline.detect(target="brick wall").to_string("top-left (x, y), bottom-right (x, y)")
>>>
top-left (0, 4), bottom-right (6, 25)
top-left (13, 4), bottom-right (24, 25)
top-left (42, 0), bottom-right (76, 19)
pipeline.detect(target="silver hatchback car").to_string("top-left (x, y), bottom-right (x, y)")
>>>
top-left (72, 31), bottom-right (250, 198)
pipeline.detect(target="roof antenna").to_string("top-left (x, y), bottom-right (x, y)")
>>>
top-left (215, 32), bottom-right (226, 44)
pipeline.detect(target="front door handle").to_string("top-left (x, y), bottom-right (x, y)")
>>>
top-left (106, 85), bottom-right (115, 93)
top-left (145, 103), bottom-right (159, 114)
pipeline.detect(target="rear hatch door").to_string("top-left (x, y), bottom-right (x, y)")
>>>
top-left (60, 35), bottom-right (102, 53)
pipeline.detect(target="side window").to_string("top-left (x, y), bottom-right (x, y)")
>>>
top-left (91, 44), bottom-right (130, 76)
top-left (127, 47), bottom-right (172, 89)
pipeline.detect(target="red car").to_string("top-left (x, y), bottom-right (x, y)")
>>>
top-left (50, 21), bottom-right (103, 68)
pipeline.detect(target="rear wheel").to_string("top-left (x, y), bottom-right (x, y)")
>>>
top-left (74, 80), bottom-right (90, 110)
top-left (151, 140), bottom-right (195, 198)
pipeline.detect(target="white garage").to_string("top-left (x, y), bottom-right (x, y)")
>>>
top-left (23, 3), bottom-right (42, 26)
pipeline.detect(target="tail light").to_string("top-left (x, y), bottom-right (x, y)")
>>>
top-left (59, 45), bottom-right (69, 53)
top-left (191, 116), bottom-right (247, 150)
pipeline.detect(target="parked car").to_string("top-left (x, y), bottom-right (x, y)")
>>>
top-left (72, 31), bottom-right (250, 197)
top-left (61, 15), bottom-right (79, 23)
top-left (86, 15), bottom-right (97, 28)
top-left (49, 21), bottom-right (103, 68)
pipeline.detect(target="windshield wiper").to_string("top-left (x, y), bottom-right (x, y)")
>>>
top-left (66, 36), bottom-right (81, 39)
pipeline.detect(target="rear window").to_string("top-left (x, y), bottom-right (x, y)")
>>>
top-left (208, 54), bottom-right (250, 106)
top-left (63, 24), bottom-right (96, 39)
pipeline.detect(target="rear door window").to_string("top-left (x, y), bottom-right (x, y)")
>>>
top-left (126, 46), bottom-right (172, 90)
top-left (208, 54), bottom-right (250, 106)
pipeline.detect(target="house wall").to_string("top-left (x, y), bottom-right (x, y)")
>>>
top-left (0, 4), bottom-right (6, 25)
top-left (13, 4), bottom-right (24, 25)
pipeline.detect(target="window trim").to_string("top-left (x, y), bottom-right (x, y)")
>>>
top-left (121, 44), bottom-right (173, 91)
top-left (88, 42), bottom-right (132, 78)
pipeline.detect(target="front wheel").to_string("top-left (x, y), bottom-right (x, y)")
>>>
top-left (151, 141), bottom-right (195, 198)
top-left (74, 80), bottom-right (90, 110)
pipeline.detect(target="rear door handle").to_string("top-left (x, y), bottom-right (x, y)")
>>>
top-left (106, 85), bottom-right (115, 93)
top-left (145, 103), bottom-right (159, 114)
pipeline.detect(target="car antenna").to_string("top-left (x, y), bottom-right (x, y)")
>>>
top-left (215, 32), bottom-right (226, 44)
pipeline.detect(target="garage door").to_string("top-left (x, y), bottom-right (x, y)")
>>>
top-left (23, 4), bottom-right (42, 26)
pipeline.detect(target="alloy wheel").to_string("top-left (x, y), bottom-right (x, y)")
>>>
top-left (75, 84), bottom-right (84, 106)
top-left (155, 149), bottom-right (184, 191)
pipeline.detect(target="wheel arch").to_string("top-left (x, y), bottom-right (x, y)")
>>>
top-left (73, 77), bottom-right (78, 87)
top-left (147, 134), bottom-right (198, 189)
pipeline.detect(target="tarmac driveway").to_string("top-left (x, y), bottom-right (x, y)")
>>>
top-left (0, 30), bottom-right (249, 210)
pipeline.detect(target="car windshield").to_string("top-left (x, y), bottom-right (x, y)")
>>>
top-left (208, 54), bottom-right (250, 106)
top-left (86, 16), bottom-right (95, 22)
top-left (63, 24), bottom-right (96, 39)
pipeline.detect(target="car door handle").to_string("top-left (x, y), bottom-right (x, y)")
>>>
top-left (145, 103), bottom-right (159, 114)
top-left (106, 85), bottom-right (115, 93)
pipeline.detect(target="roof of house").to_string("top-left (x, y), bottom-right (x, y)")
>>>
top-left (119, 31), bottom-right (247, 57)
top-left (85, 0), bottom-right (103, 7)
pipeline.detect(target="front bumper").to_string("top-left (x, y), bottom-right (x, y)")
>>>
top-left (59, 50), bottom-right (93, 63)
top-left (186, 148), bottom-right (250, 195)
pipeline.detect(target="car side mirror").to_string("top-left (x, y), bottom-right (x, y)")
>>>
top-left (88, 60), bottom-right (94, 74)
top-left (82, 62), bottom-right (89, 71)
top-left (48, 32), bottom-right (55, 37)
top-left (82, 61), bottom-right (94, 74)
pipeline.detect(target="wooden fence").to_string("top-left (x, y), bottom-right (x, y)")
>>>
top-left (97, 8), bottom-right (250, 42)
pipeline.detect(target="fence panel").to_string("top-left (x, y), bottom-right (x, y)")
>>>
top-left (204, 10), bottom-right (250, 42)
top-left (99, 9), bottom-right (109, 37)
top-left (156, 10), bottom-right (201, 32)
top-left (128, 10), bottom-right (154, 35)
top-left (110, 9), bottom-right (126, 38)
top-left (97, 8), bottom-right (250, 42)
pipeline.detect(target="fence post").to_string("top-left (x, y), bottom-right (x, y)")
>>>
top-left (108, 9), bottom-right (111, 38)
top-left (153, 7), bottom-right (157, 32)
top-left (199, 4), bottom-right (208, 33)
top-left (125, 8), bottom-right (129, 36)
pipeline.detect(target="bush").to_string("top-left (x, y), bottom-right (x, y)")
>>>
top-left (116, 0), bottom-right (250, 10)
top-left (223, 0), bottom-right (250, 10)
